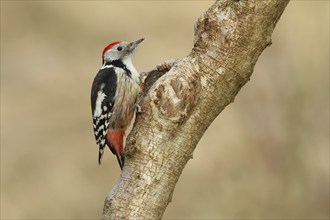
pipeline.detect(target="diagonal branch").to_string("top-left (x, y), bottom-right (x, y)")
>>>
top-left (102, 0), bottom-right (290, 219)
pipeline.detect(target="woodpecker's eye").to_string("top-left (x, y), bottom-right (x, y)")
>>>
top-left (117, 46), bottom-right (122, 51)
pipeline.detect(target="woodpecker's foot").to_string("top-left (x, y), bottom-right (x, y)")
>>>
top-left (135, 104), bottom-right (143, 113)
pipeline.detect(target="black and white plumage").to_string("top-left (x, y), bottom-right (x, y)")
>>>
top-left (91, 38), bottom-right (144, 169)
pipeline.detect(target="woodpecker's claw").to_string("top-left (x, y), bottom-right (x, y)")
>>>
top-left (135, 104), bottom-right (143, 113)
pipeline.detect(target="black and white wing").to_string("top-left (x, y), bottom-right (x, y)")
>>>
top-left (91, 67), bottom-right (117, 164)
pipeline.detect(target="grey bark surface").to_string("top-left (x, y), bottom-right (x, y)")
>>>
top-left (102, 0), bottom-right (290, 219)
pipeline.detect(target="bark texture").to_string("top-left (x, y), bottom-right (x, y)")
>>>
top-left (102, 0), bottom-right (289, 219)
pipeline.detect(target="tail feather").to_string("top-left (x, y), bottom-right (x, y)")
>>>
top-left (98, 147), bottom-right (104, 165)
top-left (98, 145), bottom-right (124, 169)
top-left (116, 154), bottom-right (125, 170)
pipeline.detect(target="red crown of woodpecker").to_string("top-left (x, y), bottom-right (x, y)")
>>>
top-left (102, 41), bottom-right (120, 59)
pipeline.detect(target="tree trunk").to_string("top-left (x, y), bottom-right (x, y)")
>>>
top-left (102, 0), bottom-right (290, 219)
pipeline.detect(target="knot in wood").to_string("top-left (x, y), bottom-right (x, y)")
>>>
top-left (151, 75), bottom-right (197, 124)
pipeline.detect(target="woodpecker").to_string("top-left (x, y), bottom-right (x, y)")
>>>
top-left (91, 38), bottom-right (144, 170)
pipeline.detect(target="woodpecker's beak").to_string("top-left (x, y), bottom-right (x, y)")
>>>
top-left (127, 38), bottom-right (144, 53)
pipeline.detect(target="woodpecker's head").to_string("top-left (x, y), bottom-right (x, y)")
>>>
top-left (102, 38), bottom-right (144, 64)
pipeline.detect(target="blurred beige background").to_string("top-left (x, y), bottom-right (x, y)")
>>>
top-left (1, 1), bottom-right (329, 219)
